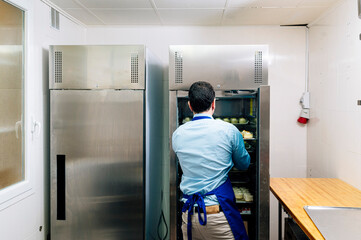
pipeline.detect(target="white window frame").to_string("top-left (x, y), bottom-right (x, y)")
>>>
top-left (0, 0), bottom-right (35, 210)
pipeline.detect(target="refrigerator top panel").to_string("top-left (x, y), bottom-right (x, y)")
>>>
top-left (49, 45), bottom-right (145, 90)
top-left (169, 45), bottom-right (268, 91)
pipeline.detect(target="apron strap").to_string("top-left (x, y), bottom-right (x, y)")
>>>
top-left (182, 193), bottom-right (207, 240)
top-left (191, 116), bottom-right (212, 121)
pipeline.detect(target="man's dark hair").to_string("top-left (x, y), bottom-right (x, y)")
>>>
top-left (188, 81), bottom-right (215, 113)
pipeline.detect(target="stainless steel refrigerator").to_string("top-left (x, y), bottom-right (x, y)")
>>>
top-left (168, 45), bottom-right (270, 240)
top-left (49, 45), bottom-right (164, 240)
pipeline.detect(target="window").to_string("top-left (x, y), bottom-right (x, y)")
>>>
top-left (0, 0), bottom-right (25, 190)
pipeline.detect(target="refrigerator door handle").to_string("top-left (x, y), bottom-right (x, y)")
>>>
top-left (57, 154), bottom-right (66, 220)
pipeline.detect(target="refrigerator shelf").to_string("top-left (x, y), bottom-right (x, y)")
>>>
top-left (236, 200), bottom-right (254, 204)
top-left (232, 122), bottom-right (249, 126)
top-left (231, 180), bottom-right (250, 184)
top-left (243, 138), bottom-right (256, 141)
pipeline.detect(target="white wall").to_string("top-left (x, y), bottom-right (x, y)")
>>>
top-left (33, 1), bottom-right (86, 238)
top-left (308, 0), bottom-right (361, 189)
top-left (87, 26), bottom-right (308, 240)
top-left (0, 0), bottom-right (85, 239)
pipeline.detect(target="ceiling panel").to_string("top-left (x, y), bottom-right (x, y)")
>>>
top-left (298, 0), bottom-right (339, 7)
top-left (285, 7), bottom-right (328, 24)
top-left (48, 0), bottom-right (80, 8)
top-left (46, 0), bottom-right (338, 26)
top-left (223, 7), bottom-right (294, 25)
top-left (226, 0), bottom-right (257, 8)
top-left (154, 0), bottom-right (227, 9)
top-left (158, 9), bottom-right (223, 25)
top-left (65, 8), bottom-right (104, 25)
top-left (90, 9), bottom-right (161, 25)
top-left (228, 0), bottom-right (304, 8)
top-left (78, 0), bottom-right (152, 8)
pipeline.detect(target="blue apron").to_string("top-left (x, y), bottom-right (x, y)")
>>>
top-left (182, 178), bottom-right (248, 240)
top-left (181, 115), bottom-right (248, 240)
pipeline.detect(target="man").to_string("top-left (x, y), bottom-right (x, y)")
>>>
top-left (172, 81), bottom-right (251, 240)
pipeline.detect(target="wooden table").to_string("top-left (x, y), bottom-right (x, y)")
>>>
top-left (270, 178), bottom-right (361, 240)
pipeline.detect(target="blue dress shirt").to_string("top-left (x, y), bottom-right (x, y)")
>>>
top-left (172, 113), bottom-right (251, 206)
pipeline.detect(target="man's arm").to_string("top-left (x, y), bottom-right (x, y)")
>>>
top-left (232, 129), bottom-right (250, 170)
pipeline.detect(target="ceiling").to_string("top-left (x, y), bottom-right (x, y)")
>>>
top-left (46, 0), bottom-right (340, 26)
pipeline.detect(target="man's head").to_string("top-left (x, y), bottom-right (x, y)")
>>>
top-left (188, 81), bottom-right (215, 114)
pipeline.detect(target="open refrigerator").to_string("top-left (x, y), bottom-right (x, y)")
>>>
top-left (169, 45), bottom-right (270, 240)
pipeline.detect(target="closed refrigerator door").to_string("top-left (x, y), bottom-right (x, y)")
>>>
top-left (50, 90), bottom-right (144, 240)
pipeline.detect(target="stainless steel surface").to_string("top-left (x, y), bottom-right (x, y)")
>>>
top-left (304, 206), bottom-right (361, 240)
top-left (144, 49), bottom-right (166, 238)
top-left (174, 91), bottom-right (188, 98)
top-left (49, 45), bottom-right (145, 90)
top-left (258, 85), bottom-right (270, 240)
top-left (169, 45), bottom-right (268, 91)
top-left (176, 90), bottom-right (257, 98)
top-left (169, 90), bottom-right (178, 240)
top-left (50, 90), bottom-right (144, 240)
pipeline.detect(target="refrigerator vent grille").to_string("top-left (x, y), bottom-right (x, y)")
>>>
top-left (54, 51), bottom-right (63, 83)
top-left (131, 53), bottom-right (139, 83)
top-left (175, 52), bottom-right (183, 84)
top-left (254, 51), bottom-right (263, 84)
